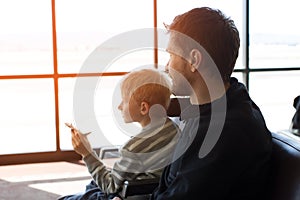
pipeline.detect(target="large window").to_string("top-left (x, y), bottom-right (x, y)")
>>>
top-left (0, 0), bottom-right (55, 156)
top-left (1, 0), bottom-right (300, 164)
top-left (249, 0), bottom-right (300, 131)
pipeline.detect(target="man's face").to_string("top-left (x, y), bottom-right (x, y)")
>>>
top-left (166, 35), bottom-right (193, 96)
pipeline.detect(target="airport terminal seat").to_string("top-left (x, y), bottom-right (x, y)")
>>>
top-left (265, 131), bottom-right (300, 200)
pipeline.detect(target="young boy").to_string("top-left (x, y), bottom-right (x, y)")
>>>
top-left (59, 68), bottom-right (180, 200)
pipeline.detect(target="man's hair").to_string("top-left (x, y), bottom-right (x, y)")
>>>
top-left (168, 7), bottom-right (240, 82)
top-left (121, 68), bottom-right (172, 109)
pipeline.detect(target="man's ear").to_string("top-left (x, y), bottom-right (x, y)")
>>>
top-left (189, 49), bottom-right (202, 72)
top-left (140, 101), bottom-right (150, 115)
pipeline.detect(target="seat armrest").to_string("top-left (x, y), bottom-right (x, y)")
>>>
top-left (99, 146), bottom-right (120, 159)
top-left (121, 178), bottom-right (159, 198)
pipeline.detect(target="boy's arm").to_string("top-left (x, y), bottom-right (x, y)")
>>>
top-left (83, 147), bottom-right (143, 195)
top-left (83, 152), bottom-right (119, 193)
top-left (65, 123), bottom-right (121, 193)
top-left (83, 119), bottom-right (179, 195)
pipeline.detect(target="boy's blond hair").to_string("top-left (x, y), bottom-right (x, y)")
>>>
top-left (121, 68), bottom-right (172, 109)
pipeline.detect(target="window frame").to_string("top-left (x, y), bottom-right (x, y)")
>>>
top-left (1, 0), bottom-right (300, 165)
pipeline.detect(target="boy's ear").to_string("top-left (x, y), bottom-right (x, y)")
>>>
top-left (140, 101), bottom-right (150, 115)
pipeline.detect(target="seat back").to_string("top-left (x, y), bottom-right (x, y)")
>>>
top-left (265, 131), bottom-right (300, 200)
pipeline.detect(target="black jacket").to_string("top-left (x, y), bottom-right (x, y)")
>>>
top-left (151, 78), bottom-right (272, 200)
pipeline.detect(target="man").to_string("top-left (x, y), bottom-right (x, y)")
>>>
top-left (149, 7), bottom-right (272, 200)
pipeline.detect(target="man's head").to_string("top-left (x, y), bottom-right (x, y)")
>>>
top-left (118, 68), bottom-right (172, 126)
top-left (166, 7), bottom-right (240, 84)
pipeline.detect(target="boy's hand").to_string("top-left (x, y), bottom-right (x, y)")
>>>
top-left (71, 128), bottom-right (93, 157)
top-left (65, 123), bottom-right (93, 157)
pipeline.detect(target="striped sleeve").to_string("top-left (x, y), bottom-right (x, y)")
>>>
top-left (83, 118), bottom-right (180, 195)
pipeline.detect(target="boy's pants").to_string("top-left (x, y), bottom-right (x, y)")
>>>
top-left (57, 180), bottom-right (117, 200)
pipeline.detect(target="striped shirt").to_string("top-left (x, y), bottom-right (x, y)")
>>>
top-left (83, 118), bottom-right (180, 195)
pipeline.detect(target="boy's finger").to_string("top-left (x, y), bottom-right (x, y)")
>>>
top-left (70, 128), bottom-right (76, 136)
top-left (82, 132), bottom-right (92, 136)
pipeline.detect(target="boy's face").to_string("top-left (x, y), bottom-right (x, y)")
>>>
top-left (118, 92), bottom-right (141, 124)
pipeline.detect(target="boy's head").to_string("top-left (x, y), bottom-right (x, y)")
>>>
top-left (118, 68), bottom-right (172, 127)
